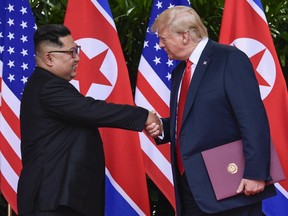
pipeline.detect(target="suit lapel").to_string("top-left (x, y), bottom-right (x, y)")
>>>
top-left (170, 61), bottom-right (186, 143)
top-left (181, 40), bottom-right (214, 128)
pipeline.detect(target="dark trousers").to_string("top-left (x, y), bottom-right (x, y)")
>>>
top-left (178, 172), bottom-right (263, 216)
top-left (20, 206), bottom-right (83, 216)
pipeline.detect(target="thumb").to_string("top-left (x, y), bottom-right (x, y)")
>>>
top-left (236, 180), bottom-right (245, 194)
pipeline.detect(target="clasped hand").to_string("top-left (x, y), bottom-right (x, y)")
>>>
top-left (145, 110), bottom-right (162, 138)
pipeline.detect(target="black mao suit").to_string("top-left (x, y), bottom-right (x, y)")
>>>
top-left (18, 67), bottom-right (148, 215)
top-left (157, 39), bottom-right (276, 215)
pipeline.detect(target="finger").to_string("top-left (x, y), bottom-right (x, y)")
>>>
top-left (148, 126), bottom-right (160, 134)
top-left (244, 190), bottom-right (251, 196)
top-left (146, 123), bottom-right (157, 130)
top-left (147, 126), bottom-right (161, 138)
top-left (150, 130), bottom-right (160, 138)
top-left (236, 181), bottom-right (245, 194)
top-left (244, 184), bottom-right (258, 195)
top-left (146, 125), bottom-right (160, 135)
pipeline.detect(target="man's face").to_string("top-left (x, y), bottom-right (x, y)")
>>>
top-left (46, 35), bottom-right (80, 81)
top-left (157, 26), bottom-right (185, 61)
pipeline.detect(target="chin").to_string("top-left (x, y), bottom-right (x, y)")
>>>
top-left (71, 72), bottom-right (77, 78)
top-left (167, 55), bottom-right (174, 60)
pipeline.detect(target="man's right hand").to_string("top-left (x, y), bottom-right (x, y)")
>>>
top-left (145, 111), bottom-right (162, 138)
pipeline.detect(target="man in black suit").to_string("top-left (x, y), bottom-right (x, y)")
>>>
top-left (18, 24), bottom-right (160, 216)
top-left (146, 6), bottom-right (276, 216)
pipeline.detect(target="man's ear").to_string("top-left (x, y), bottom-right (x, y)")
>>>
top-left (182, 31), bottom-right (189, 44)
top-left (43, 53), bottom-right (53, 67)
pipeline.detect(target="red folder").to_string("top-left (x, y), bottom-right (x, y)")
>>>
top-left (201, 140), bottom-right (285, 200)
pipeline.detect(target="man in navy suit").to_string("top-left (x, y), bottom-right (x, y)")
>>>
top-left (18, 24), bottom-right (161, 216)
top-left (146, 6), bottom-right (276, 216)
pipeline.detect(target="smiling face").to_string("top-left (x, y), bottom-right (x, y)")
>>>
top-left (35, 34), bottom-right (80, 81)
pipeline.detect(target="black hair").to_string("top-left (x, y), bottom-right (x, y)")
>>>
top-left (34, 24), bottom-right (71, 52)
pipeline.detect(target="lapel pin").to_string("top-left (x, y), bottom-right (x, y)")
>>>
top-left (203, 61), bottom-right (207, 65)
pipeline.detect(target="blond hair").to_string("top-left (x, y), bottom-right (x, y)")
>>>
top-left (151, 6), bottom-right (208, 42)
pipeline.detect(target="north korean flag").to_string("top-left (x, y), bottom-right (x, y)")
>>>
top-left (64, 1), bottom-right (150, 215)
top-left (219, 0), bottom-right (288, 215)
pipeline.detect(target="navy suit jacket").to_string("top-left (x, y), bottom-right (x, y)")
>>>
top-left (18, 67), bottom-right (148, 215)
top-left (158, 39), bottom-right (275, 214)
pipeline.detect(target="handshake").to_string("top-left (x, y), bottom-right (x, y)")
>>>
top-left (145, 110), bottom-right (163, 138)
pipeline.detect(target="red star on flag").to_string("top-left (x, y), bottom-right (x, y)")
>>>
top-left (249, 48), bottom-right (270, 87)
top-left (76, 49), bottom-right (112, 95)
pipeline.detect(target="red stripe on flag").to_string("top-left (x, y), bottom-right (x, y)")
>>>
top-left (0, 133), bottom-right (22, 176)
top-left (143, 153), bottom-right (176, 209)
top-left (1, 100), bottom-right (20, 138)
top-left (143, 130), bottom-right (171, 162)
top-left (0, 0), bottom-right (36, 214)
top-left (0, 174), bottom-right (18, 214)
top-left (137, 71), bottom-right (170, 117)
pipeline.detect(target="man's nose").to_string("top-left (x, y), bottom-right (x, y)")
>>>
top-left (159, 40), bottom-right (165, 48)
top-left (74, 53), bottom-right (80, 61)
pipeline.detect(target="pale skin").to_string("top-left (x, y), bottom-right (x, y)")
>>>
top-left (145, 26), bottom-right (266, 196)
top-left (146, 112), bottom-right (162, 130)
top-left (35, 35), bottom-right (80, 81)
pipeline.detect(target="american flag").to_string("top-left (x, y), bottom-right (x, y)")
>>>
top-left (0, 0), bottom-right (36, 213)
top-left (135, 0), bottom-right (190, 209)
top-left (219, 0), bottom-right (288, 215)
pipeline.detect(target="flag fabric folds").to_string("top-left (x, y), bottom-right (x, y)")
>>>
top-left (219, 0), bottom-right (288, 215)
top-left (0, 0), bottom-right (36, 213)
top-left (134, 0), bottom-right (191, 209)
top-left (64, 0), bottom-right (150, 215)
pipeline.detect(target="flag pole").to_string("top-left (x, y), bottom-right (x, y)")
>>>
top-left (8, 204), bottom-right (12, 216)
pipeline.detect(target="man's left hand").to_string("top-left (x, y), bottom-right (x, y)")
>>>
top-left (236, 178), bottom-right (265, 196)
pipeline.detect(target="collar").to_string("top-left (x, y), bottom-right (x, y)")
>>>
top-left (188, 37), bottom-right (208, 65)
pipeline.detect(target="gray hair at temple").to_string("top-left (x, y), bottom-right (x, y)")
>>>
top-left (151, 6), bottom-right (208, 43)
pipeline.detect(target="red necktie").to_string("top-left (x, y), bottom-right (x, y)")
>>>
top-left (176, 60), bottom-right (192, 175)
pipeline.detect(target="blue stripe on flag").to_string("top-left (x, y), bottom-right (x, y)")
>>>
top-left (251, 0), bottom-right (264, 11)
top-left (105, 176), bottom-right (139, 216)
top-left (263, 187), bottom-right (288, 216)
top-left (96, 0), bottom-right (113, 19)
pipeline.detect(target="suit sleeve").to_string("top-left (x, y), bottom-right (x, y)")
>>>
top-left (224, 49), bottom-right (271, 181)
top-left (40, 78), bottom-right (148, 132)
top-left (155, 117), bottom-right (171, 144)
